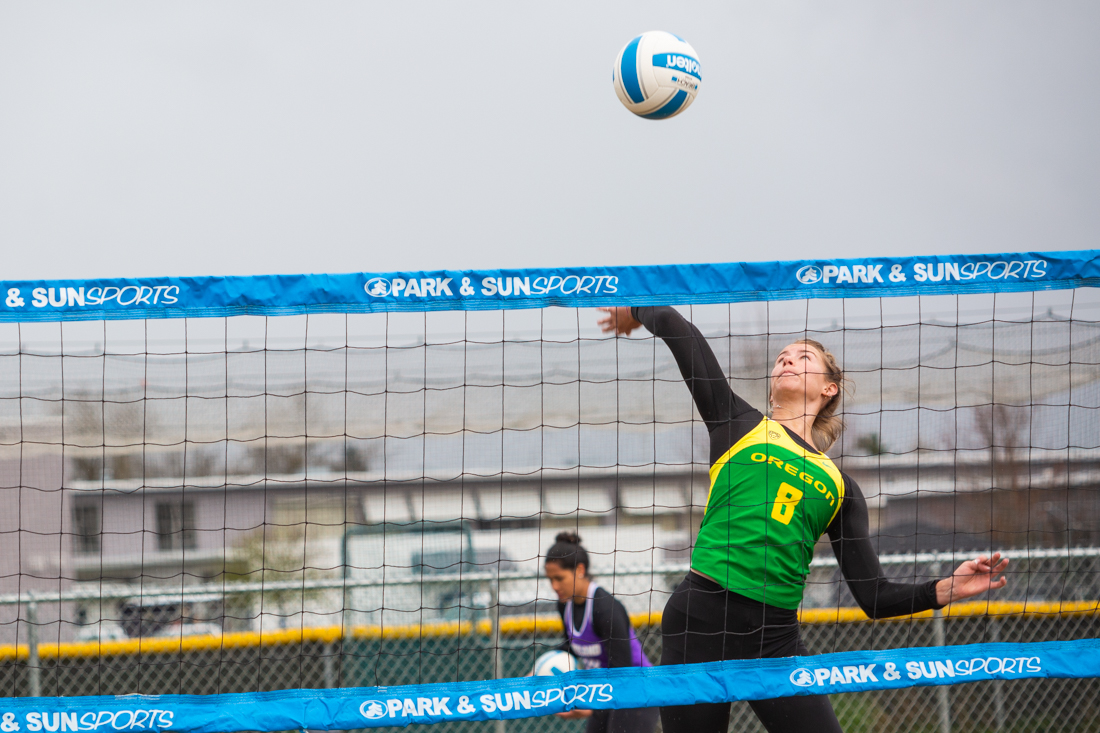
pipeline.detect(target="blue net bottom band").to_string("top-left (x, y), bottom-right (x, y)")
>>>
top-left (2, 639), bottom-right (1097, 732)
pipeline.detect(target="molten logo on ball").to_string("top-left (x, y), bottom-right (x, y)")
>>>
top-left (655, 54), bottom-right (701, 79)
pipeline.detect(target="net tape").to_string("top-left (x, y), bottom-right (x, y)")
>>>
top-left (2, 250), bottom-right (1097, 321)
top-left (1, 639), bottom-right (1098, 732)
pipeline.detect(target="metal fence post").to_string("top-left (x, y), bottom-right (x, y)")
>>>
top-left (26, 599), bottom-right (41, 698)
top-left (489, 578), bottom-right (505, 733)
top-left (989, 616), bottom-right (1005, 732)
top-left (323, 641), bottom-right (336, 689)
top-left (931, 562), bottom-right (951, 733)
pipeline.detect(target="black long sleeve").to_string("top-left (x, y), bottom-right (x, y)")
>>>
top-left (828, 475), bottom-right (944, 618)
top-left (632, 306), bottom-right (760, 464)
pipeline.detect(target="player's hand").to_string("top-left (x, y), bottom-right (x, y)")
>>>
top-left (597, 307), bottom-right (641, 336)
top-left (555, 710), bottom-right (593, 720)
top-left (935, 553), bottom-right (1009, 606)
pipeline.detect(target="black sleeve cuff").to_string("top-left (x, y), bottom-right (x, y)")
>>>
top-left (925, 579), bottom-right (946, 611)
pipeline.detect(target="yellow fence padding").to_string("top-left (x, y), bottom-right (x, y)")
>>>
top-left (2, 600), bottom-right (1094, 663)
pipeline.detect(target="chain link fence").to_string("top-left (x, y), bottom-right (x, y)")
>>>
top-left (2, 549), bottom-right (1098, 733)
top-left (1, 609), bottom-right (1097, 733)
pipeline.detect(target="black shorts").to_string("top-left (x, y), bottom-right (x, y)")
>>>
top-left (659, 573), bottom-right (842, 733)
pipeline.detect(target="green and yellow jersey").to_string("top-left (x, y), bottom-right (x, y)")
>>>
top-left (632, 305), bottom-right (943, 618)
top-left (691, 417), bottom-right (845, 609)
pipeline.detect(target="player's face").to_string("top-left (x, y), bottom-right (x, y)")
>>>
top-left (544, 562), bottom-right (582, 602)
top-left (771, 343), bottom-right (836, 408)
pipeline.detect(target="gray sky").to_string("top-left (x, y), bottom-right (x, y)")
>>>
top-left (2, 1), bottom-right (1098, 281)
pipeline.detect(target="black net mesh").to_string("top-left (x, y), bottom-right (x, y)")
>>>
top-left (0, 290), bottom-right (1098, 731)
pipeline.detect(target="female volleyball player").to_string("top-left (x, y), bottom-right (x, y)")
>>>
top-left (544, 532), bottom-right (659, 733)
top-left (597, 306), bottom-right (1009, 733)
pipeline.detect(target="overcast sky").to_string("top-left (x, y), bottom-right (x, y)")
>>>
top-left (1, 2), bottom-right (1098, 281)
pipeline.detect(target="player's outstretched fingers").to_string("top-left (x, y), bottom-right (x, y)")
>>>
top-left (596, 306), bottom-right (640, 336)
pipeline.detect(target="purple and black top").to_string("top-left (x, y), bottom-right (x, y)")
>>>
top-left (558, 582), bottom-right (652, 670)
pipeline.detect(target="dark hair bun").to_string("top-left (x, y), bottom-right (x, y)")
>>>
top-left (546, 532), bottom-right (590, 574)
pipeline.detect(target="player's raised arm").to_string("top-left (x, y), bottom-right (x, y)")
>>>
top-left (597, 306), bottom-right (750, 434)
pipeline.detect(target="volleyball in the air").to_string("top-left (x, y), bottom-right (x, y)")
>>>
top-left (531, 650), bottom-right (578, 676)
top-left (613, 31), bottom-right (702, 120)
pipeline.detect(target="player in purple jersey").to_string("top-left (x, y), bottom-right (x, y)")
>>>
top-left (544, 532), bottom-right (659, 733)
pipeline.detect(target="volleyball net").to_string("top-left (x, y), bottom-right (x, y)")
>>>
top-left (1, 251), bottom-right (1099, 732)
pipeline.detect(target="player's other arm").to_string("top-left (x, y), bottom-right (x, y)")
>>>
top-left (828, 476), bottom-right (1008, 619)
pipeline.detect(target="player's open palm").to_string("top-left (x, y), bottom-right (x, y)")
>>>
top-left (936, 554), bottom-right (1010, 606)
top-left (597, 306), bottom-right (641, 336)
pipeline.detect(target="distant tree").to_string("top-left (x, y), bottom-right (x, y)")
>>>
top-left (968, 402), bottom-right (1035, 547)
top-left (228, 524), bottom-right (331, 630)
top-left (145, 451), bottom-right (184, 479)
top-left (343, 444), bottom-right (369, 473)
top-left (185, 448), bottom-right (221, 477)
top-left (69, 456), bottom-right (103, 481)
top-left (971, 403), bottom-right (1030, 491)
top-left (107, 453), bottom-right (140, 480)
top-left (855, 433), bottom-right (889, 456)
top-left (249, 442), bottom-right (306, 476)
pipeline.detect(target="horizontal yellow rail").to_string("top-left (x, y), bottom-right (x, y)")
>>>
top-left (2, 600), bottom-right (1094, 663)
top-left (796, 599), bottom-right (1100, 624)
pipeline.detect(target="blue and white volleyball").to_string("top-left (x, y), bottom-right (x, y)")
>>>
top-left (531, 650), bottom-right (577, 677)
top-left (613, 31), bottom-right (702, 120)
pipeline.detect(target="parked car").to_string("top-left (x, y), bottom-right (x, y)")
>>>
top-left (154, 621), bottom-right (223, 638)
top-left (74, 622), bottom-right (130, 642)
